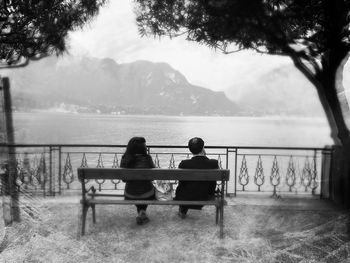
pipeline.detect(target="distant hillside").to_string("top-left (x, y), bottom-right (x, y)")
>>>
top-left (226, 64), bottom-right (328, 116)
top-left (4, 56), bottom-right (239, 116)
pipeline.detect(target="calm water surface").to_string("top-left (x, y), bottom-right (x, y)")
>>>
top-left (13, 112), bottom-right (333, 147)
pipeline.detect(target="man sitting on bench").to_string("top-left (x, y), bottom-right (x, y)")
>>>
top-left (174, 137), bottom-right (219, 218)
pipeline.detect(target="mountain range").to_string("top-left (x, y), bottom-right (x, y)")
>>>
top-left (2, 55), bottom-right (346, 116)
top-left (225, 65), bottom-right (326, 116)
top-left (4, 56), bottom-right (238, 116)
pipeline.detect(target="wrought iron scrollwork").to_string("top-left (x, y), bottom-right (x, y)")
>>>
top-left (286, 156), bottom-right (296, 192)
top-left (14, 157), bottom-right (22, 190)
top-left (310, 157), bottom-right (318, 195)
top-left (80, 153), bottom-right (88, 167)
top-left (154, 154), bottom-right (160, 168)
top-left (15, 157), bottom-right (23, 187)
top-left (254, 155), bottom-right (265, 191)
top-left (112, 153), bottom-right (119, 168)
top-left (63, 153), bottom-right (74, 189)
top-left (217, 155), bottom-right (223, 169)
top-left (18, 153), bottom-right (34, 187)
top-left (216, 155), bottom-right (223, 188)
top-left (78, 153), bottom-right (89, 183)
top-left (31, 155), bottom-right (40, 186)
top-left (270, 156), bottom-right (280, 198)
top-left (238, 155), bottom-right (249, 191)
top-left (169, 154), bottom-right (176, 169)
top-left (95, 153), bottom-right (105, 191)
top-left (35, 153), bottom-right (47, 189)
top-left (111, 153), bottom-right (120, 189)
top-left (301, 157), bottom-right (312, 192)
top-left (96, 153), bottom-right (104, 168)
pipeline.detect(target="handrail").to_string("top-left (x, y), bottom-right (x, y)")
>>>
top-left (0, 143), bottom-right (333, 151)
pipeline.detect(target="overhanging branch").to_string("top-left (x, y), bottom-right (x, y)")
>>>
top-left (0, 53), bottom-right (50, 69)
top-left (289, 53), bottom-right (319, 87)
top-left (220, 47), bottom-right (244, 54)
top-left (251, 46), bottom-right (290, 57)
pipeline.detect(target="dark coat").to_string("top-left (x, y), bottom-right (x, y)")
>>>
top-left (120, 154), bottom-right (155, 197)
top-left (175, 156), bottom-right (218, 204)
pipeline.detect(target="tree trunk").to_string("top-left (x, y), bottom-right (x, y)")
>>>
top-left (319, 53), bottom-right (350, 208)
top-left (292, 48), bottom-right (350, 207)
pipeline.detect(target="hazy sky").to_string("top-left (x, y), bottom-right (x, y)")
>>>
top-left (67, 0), bottom-right (292, 92)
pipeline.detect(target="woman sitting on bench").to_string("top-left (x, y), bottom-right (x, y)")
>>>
top-left (120, 137), bottom-right (156, 225)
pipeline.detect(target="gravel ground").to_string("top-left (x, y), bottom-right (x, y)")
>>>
top-left (0, 196), bottom-right (349, 263)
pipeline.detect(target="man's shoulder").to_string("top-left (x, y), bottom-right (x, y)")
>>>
top-left (178, 159), bottom-right (191, 168)
top-left (179, 156), bottom-right (219, 169)
top-left (207, 158), bottom-right (219, 168)
top-left (208, 158), bottom-right (219, 164)
top-left (180, 158), bottom-right (192, 163)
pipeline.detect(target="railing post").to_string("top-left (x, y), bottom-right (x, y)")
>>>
top-left (234, 148), bottom-right (237, 197)
top-left (49, 146), bottom-right (53, 196)
top-left (225, 147), bottom-right (229, 196)
top-left (42, 151), bottom-right (46, 197)
top-left (58, 146), bottom-right (62, 195)
top-left (311, 149), bottom-right (317, 196)
top-left (320, 146), bottom-right (333, 199)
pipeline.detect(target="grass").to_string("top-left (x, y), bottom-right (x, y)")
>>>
top-left (0, 195), bottom-right (349, 263)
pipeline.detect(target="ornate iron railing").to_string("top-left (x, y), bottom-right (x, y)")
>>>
top-left (0, 144), bottom-right (333, 198)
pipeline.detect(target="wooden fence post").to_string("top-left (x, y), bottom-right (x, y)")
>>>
top-left (0, 77), bottom-right (20, 225)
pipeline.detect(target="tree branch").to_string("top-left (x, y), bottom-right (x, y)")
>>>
top-left (169, 30), bottom-right (189, 38)
top-left (0, 53), bottom-right (50, 69)
top-left (251, 46), bottom-right (290, 57)
top-left (287, 48), bottom-right (320, 87)
top-left (292, 48), bottom-right (323, 76)
top-left (216, 45), bottom-right (244, 54)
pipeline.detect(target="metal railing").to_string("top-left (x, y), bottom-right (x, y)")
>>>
top-left (0, 144), bottom-right (333, 198)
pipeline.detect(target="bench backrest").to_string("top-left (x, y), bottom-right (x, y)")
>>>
top-left (78, 168), bottom-right (230, 181)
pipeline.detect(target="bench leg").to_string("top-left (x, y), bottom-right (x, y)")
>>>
top-left (219, 202), bottom-right (224, 239)
top-left (80, 204), bottom-right (89, 236)
top-left (91, 204), bottom-right (96, 224)
top-left (215, 206), bottom-right (219, 225)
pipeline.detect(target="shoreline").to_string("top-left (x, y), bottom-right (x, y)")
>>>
top-left (13, 110), bottom-right (329, 122)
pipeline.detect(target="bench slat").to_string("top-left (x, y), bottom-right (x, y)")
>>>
top-left (78, 168), bottom-right (230, 181)
top-left (88, 193), bottom-right (124, 197)
top-left (83, 199), bottom-right (221, 206)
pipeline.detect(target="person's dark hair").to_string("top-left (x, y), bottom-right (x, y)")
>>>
top-left (188, 137), bottom-right (204, 154)
top-left (121, 137), bottom-right (148, 167)
top-left (125, 137), bottom-right (147, 155)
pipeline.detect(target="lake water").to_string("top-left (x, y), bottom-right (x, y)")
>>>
top-left (13, 112), bottom-right (333, 147)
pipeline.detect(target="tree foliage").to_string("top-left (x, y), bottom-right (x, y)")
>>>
top-left (135, 0), bottom-right (350, 144)
top-left (136, 0), bottom-right (350, 73)
top-left (0, 0), bottom-right (106, 68)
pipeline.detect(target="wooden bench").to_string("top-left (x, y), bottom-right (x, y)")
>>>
top-left (78, 168), bottom-right (230, 238)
